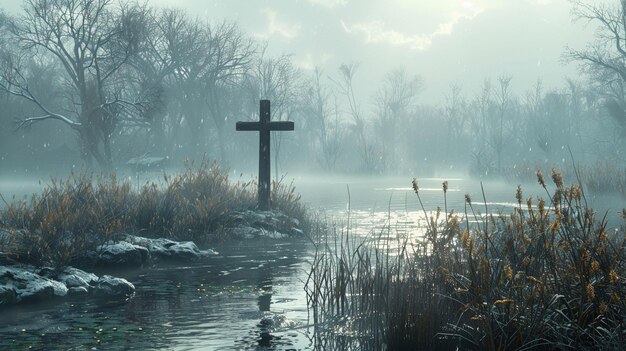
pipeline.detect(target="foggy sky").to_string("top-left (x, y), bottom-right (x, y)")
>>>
top-left (2, 0), bottom-right (596, 102)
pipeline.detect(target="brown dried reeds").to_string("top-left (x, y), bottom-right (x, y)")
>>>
top-left (306, 170), bottom-right (626, 350)
top-left (0, 161), bottom-right (306, 267)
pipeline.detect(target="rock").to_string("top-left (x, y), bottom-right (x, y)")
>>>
top-left (125, 236), bottom-right (177, 259)
top-left (230, 210), bottom-right (304, 239)
top-left (67, 286), bottom-right (89, 297)
top-left (124, 235), bottom-right (217, 261)
top-left (168, 241), bottom-right (207, 260)
top-left (0, 265), bottom-right (68, 304)
top-left (230, 226), bottom-right (262, 239)
top-left (95, 241), bottom-right (150, 268)
top-left (92, 275), bottom-right (135, 299)
top-left (57, 267), bottom-right (99, 288)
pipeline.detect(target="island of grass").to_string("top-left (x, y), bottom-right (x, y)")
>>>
top-left (0, 162), bottom-right (308, 306)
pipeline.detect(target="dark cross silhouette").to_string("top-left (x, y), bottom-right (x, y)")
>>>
top-left (236, 100), bottom-right (294, 211)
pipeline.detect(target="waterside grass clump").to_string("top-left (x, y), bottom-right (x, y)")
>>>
top-left (306, 169), bottom-right (626, 350)
top-left (0, 161), bottom-right (307, 267)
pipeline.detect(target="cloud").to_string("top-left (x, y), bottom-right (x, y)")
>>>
top-left (342, 20), bottom-right (433, 50)
top-left (308, 0), bottom-right (349, 9)
top-left (342, 4), bottom-right (485, 50)
top-left (254, 9), bottom-right (301, 39)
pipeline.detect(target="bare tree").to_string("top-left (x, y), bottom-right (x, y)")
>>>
top-left (567, 0), bottom-right (626, 136)
top-left (374, 68), bottom-right (422, 172)
top-left (303, 68), bottom-right (342, 171)
top-left (203, 22), bottom-right (256, 163)
top-left (442, 83), bottom-right (467, 163)
top-left (126, 8), bottom-right (192, 157)
top-left (171, 20), bottom-right (254, 162)
top-left (248, 47), bottom-right (300, 177)
top-left (491, 75), bottom-right (513, 172)
top-left (0, 0), bottom-right (146, 170)
top-left (335, 63), bottom-right (376, 172)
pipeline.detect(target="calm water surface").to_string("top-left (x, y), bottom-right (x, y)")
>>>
top-left (0, 174), bottom-right (623, 350)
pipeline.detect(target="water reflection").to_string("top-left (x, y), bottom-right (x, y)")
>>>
top-left (257, 265), bottom-right (273, 348)
top-left (0, 241), bottom-right (313, 350)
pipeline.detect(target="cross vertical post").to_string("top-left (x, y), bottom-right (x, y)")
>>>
top-left (258, 100), bottom-right (271, 211)
top-left (236, 100), bottom-right (294, 211)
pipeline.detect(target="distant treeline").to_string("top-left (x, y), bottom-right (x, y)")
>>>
top-left (0, 0), bottom-right (624, 177)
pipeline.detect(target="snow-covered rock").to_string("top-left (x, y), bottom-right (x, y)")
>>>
top-left (0, 265), bottom-right (68, 304)
top-left (92, 275), bottom-right (135, 299)
top-left (167, 241), bottom-right (212, 260)
top-left (68, 286), bottom-right (89, 297)
top-left (123, 235), bottom-right (217, 261)
top-left (55, 267), bottom-right (99, 288)
top-left (229, 210), bottom-right (303, 239)
top-left (95, 241), bottom-right (150, 268)
top-left (0, 264), bottom-right (136, 306)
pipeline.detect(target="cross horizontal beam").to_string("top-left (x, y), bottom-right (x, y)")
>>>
top-left (236, 121), bottom-right (294, 131)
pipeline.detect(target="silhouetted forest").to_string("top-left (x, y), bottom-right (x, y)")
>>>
top-left (0, 0), bottom-right (624, 178)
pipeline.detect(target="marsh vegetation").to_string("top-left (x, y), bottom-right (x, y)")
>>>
top-left (307, 171), bottom-right (626, 350)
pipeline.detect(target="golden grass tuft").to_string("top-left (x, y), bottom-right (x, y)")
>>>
top-left (0, 161), bottom-right (307, 267)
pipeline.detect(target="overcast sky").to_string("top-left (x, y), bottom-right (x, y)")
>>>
top-left (2, 0), bottom-right (598, 103)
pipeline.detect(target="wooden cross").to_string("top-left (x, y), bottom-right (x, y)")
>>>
top-left (236, 100), bottom-right (294, 211)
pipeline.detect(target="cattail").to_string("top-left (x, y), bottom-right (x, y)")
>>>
top-left (516, 185), bottom-right (523, 206)
top-left (465, 194), bottom-right (472, 205)
top-left (610, 270), bottom-right (619, 285)
top-left (573, 184), bottom-right (582, 201)
top-left (611, 291), bottom-right (621, 304)
top-left (461, 229), bottom-right (471, 249)
top-left (442, 181), bottom-right (448, 193)
top-left (599, 301), bottom-right (607, 314)
top-left (504, 265), bottom-right (513, 280)
top-left (587, 283), bottom-right (596, 301)
top-left (551, 168), bottom-right (563, 188)
top-left (549, 220), bottom-right (560, 232)
top-left (537, 169), bottom-right (546, 188)
top-left (495, 299), bottom-right (513, 305)
top-left (412, 178), bottom-right (419, 195)
top-left (591, 260), bottom-right (600, 273)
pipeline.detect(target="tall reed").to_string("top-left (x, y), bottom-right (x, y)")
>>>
top-left (306, 170), bottom-right (626, 350)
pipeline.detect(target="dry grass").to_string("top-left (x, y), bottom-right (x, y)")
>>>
top-left (306, 169), bottom-right (626, 350)
top-left (0, 161), bottom-right (307, 267)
